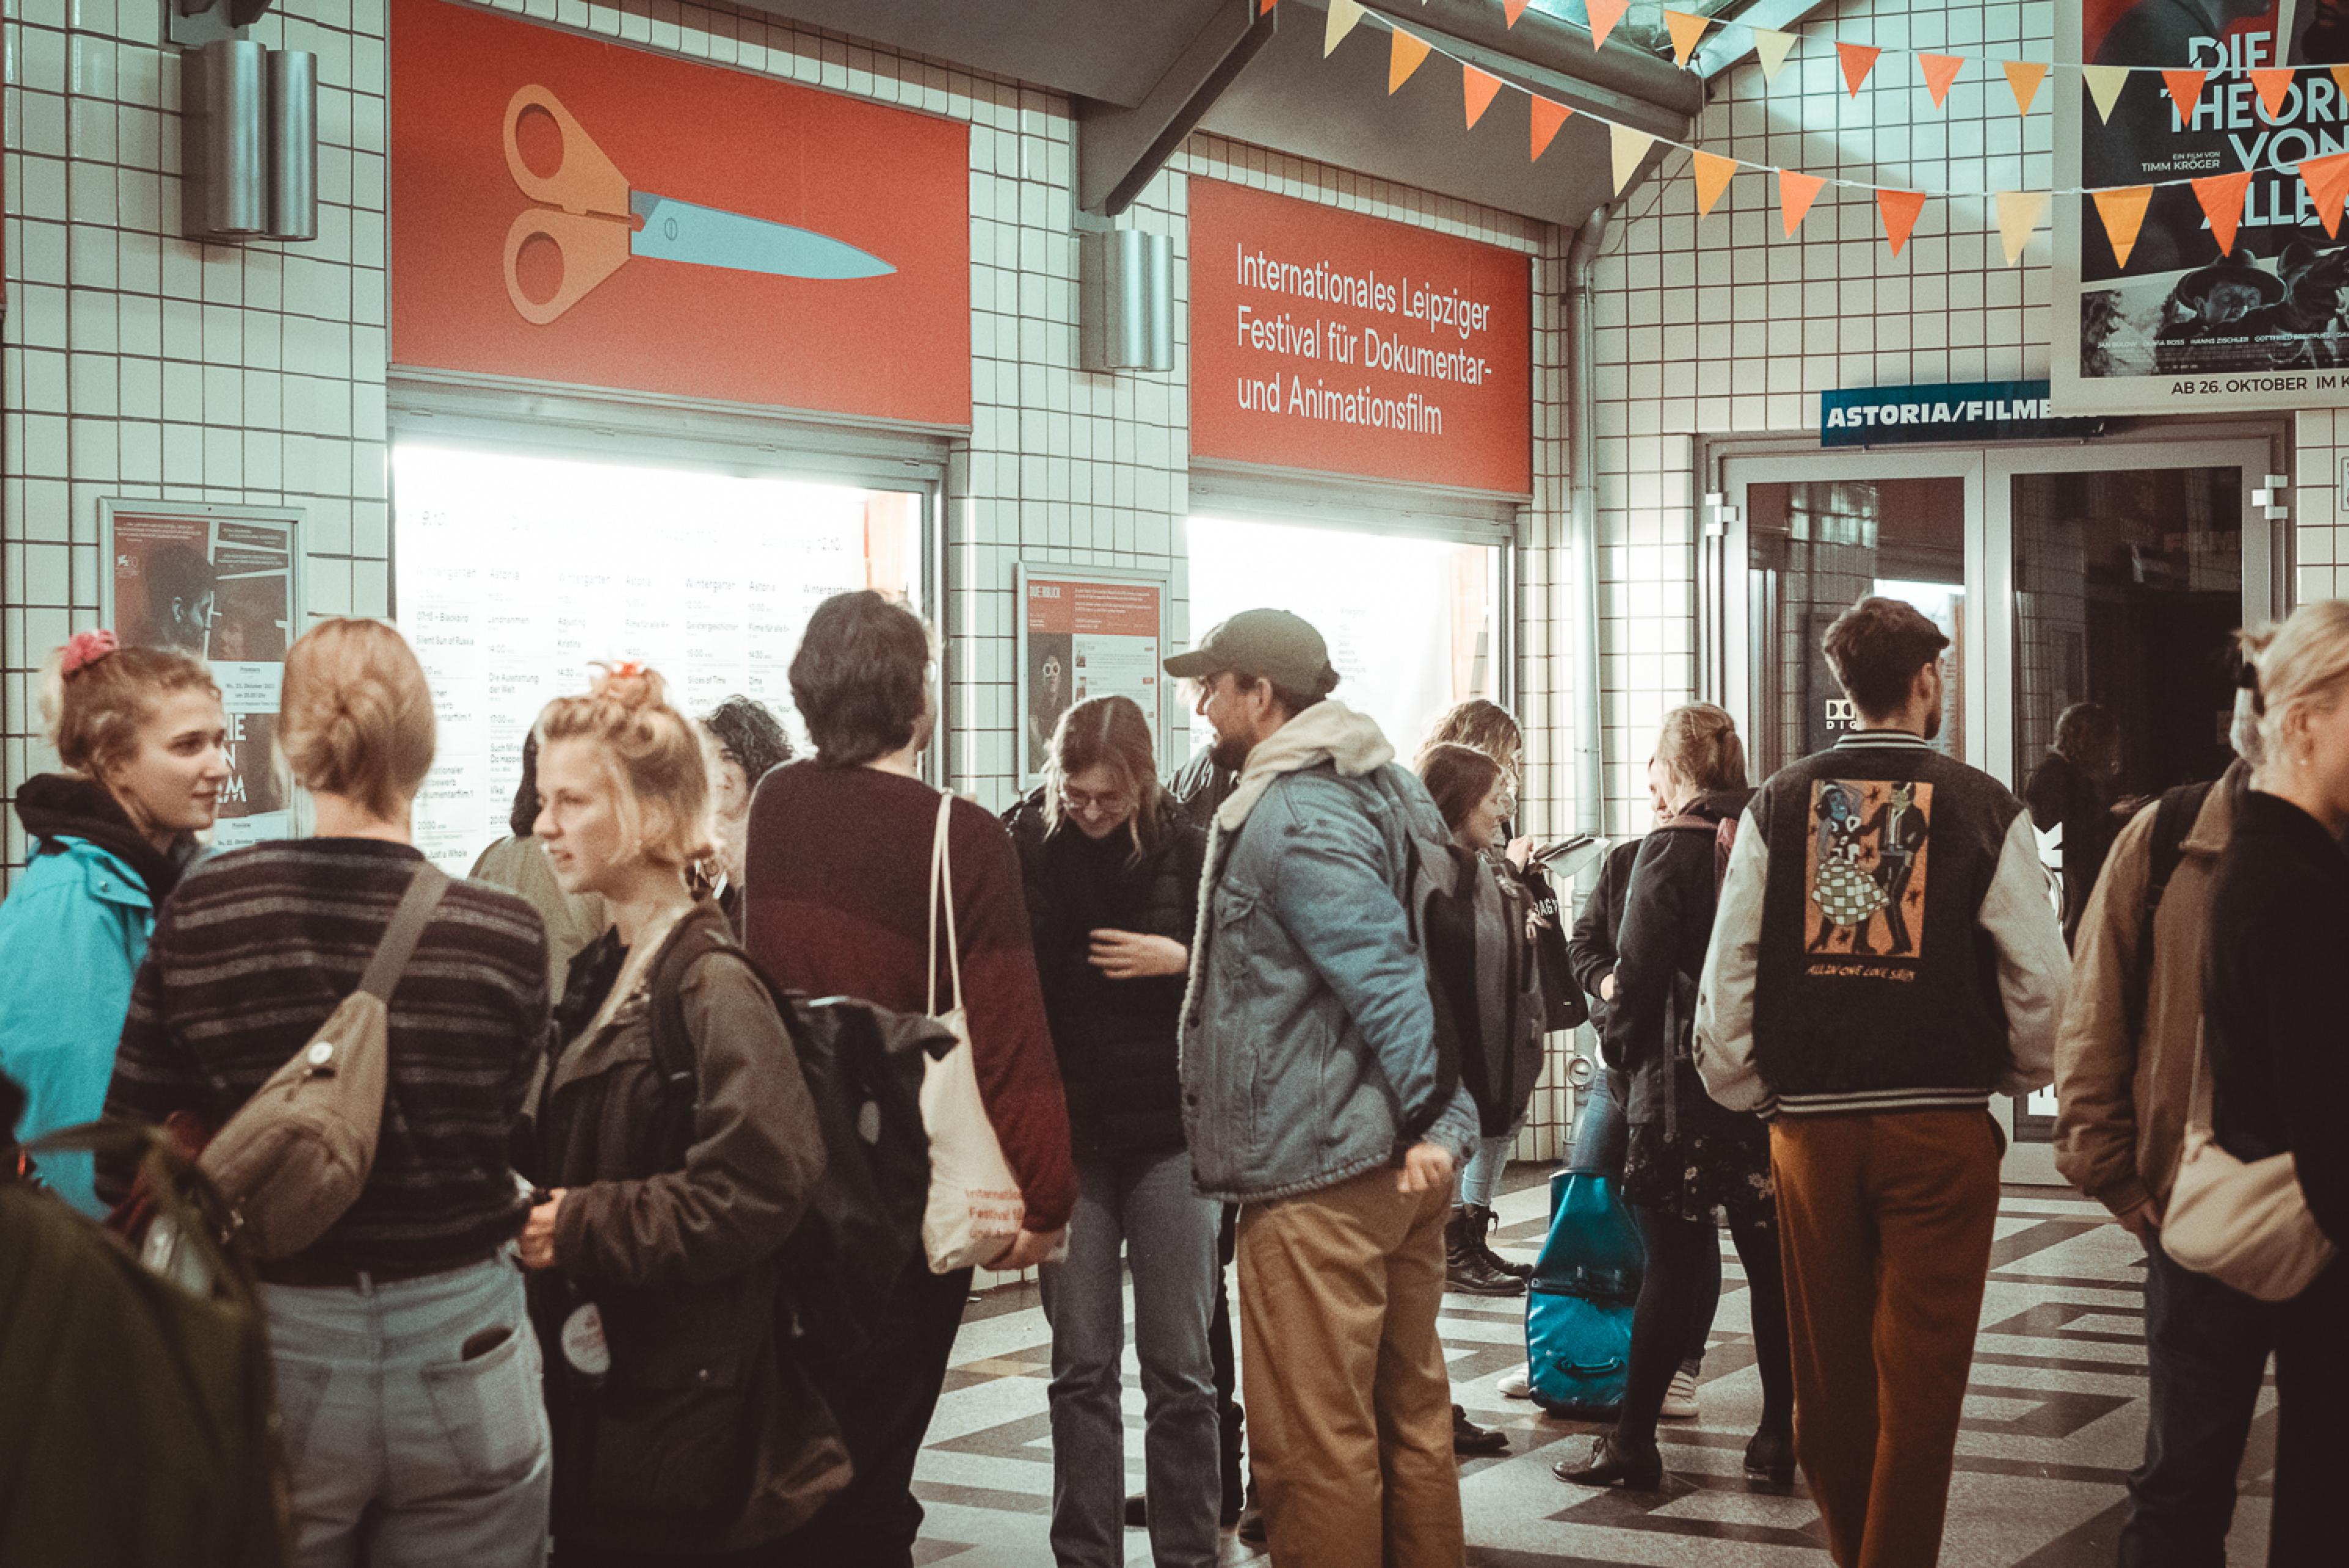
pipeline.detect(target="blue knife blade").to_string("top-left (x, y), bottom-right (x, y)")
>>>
top-left (627, 191), bottom-right (894, 280)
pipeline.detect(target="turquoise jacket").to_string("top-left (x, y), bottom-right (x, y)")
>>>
top-left (0, 837), bottom-right (157, 1217)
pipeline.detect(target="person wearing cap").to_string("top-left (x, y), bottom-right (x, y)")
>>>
top-left (1169, 608), bottom-right (1477, 1568)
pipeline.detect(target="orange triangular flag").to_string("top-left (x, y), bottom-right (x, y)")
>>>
top-left (1691, 150), bottom-right (1737, 217)
top-left (1918, 53), bottom-right (1965, 108)
top-left (2004, 59), bottom-right (2049, 114)
top-left (2299, 150), bottom-right (2349, 237)
top-left (2164, 69), bottom-right (2208, 125)
top-left (1664, 9), bottom-right (1709, 67)
top-left (1530, 96), bottom-right (1574, 162)
top-left (2250, 67), bottom-right (2294, 119)
top-left (1837, 42), bottom-right (1882, 97)
top-left (2334, 64), bottom-right (2349, 102)
top-left (1261, 0), bottom-right (1276, 12)
top-left (1779, 169), bottom-right (1826, 237)
top-left (2193, 169), bottom-right (2253, 255)
top-left (1463, 64), bottom-right (1503, 128)
top-left (2091, 185), bottom-right (2153, 269)
top-left (1505, 0), bottom-right (1531, 24)
top-left (1389, 27), bottom-right (1432, 94)
top-left (1586, 0), bottom-right (1629, 52)
top-left (1876, 188), bottom-right (1926, 255)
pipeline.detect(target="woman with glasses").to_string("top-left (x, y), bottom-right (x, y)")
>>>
top-left (1003, 696), bottom-right (1219, 1568)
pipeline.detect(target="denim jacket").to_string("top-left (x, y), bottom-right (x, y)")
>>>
top-left (1179, 702), bottom-right (1479, 1203)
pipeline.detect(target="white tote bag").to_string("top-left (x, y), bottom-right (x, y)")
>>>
top-left (918, 791), bottom-right (1030, 1273)
top-left (2161, 1027), bottom-right (2337, 1303)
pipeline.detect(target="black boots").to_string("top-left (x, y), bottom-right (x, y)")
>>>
top-left (1452, 1403), bottom-right (1509, 1455)
top-left (1445, 1203), bottom-right (1526, 1296)
top-left (1552, 1432), bottom-right (1664, 1489)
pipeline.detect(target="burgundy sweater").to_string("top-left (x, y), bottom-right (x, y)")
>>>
top-left (743, 762), bottom-right (1075, 1234)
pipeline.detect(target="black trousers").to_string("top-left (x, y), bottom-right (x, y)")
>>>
top-left (1615, 1203), bottom-right (1793, 1449)
top-left (1208, 1202), bottom-right (1246, 1503)
top-left (2268, 1252), bottom-right (2349, 1566)
top-left (2122, 1243), bottom-right (2273, 1567)
top-left (788, 1260), bottom-right (975, 1568)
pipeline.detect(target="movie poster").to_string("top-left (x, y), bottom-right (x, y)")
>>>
top-left (1016, 566), bottom-right (1169, 784)
top-left (2055, 1), bottom-right (2349, 414)
top-left (102, 504), bottom-right (301, 846)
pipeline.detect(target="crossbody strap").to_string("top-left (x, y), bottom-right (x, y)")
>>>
top-left (925, 792), bottom-right (965, 1017)
top-left (358, 863), bottom-right (451, 1001)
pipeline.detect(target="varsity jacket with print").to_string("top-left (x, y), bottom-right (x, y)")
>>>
top-left (1693, 730), bottom-right (2068, 1118)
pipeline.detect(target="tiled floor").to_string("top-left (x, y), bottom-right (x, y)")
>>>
top-left (909, 1169), bottom-right (2279, 1566)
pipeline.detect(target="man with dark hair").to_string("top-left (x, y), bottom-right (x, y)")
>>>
top-left (1168, 609), bottom-right (1477, 1568)
top-left (1695, 595), bottom-right (2068, 1568)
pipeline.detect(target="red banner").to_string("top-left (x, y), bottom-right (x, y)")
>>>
top-left (1189, 180), bottom-right (1531, 496)
top-left (388, 0), bottom-right (970, 425)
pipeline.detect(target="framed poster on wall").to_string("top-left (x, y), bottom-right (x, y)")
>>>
top-left (1015, 563), bottom-right (1170, 787)
top-left (98, 500), bottom-right (303, 849)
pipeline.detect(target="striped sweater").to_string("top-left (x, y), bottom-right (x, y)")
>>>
top-left (100, 838), bottom-right (549, 1274)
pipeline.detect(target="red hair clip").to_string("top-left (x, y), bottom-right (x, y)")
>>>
top-left (609, 660), bottom-right (645, 680)
top-left (61, 629), bottom-right (120, 678)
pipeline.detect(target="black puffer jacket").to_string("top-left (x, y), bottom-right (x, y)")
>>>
top-left (1004, 790), bottom-right (1206, 1158)
top-left (1612, 789), bottom-right (1754, 1131)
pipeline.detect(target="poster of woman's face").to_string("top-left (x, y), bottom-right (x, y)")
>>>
top-left (1027, 632), bottom-right (1072, 775)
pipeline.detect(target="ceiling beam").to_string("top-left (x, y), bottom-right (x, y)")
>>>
top-left (1078, 0), bottom-right (1278, 216)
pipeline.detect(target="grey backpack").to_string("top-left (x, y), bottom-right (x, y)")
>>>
top-left (198, 864), bottom-right (449, 1260)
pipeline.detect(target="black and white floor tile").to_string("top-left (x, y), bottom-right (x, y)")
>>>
top-left (908, 1172), bottom-right (2277, 1566)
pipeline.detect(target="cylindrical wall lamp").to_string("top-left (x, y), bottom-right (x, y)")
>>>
top-left (184, 39), bottom-right (268, 237)
top-left (268, 49), bottom-right (318, 240)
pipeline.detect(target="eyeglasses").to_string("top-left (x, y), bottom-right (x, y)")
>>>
top-left (1059, 784), bottom-right (1134, 817)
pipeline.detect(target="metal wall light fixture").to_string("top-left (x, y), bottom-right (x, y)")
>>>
top-left (181, 32), bottom-right (317, 242)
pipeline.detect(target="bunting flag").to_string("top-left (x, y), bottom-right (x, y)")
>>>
top-left (1876, 187), bottom-right (1926, 255)
top-left (1665, 9), bottom-right (1710, 68)
top-left (1463, 63), bottom-right (1503, 128)
top-left (1261, 0), bottom-right (1276, 12)
top-left (1324, 0), bottom-right (1364, 57)
top-left (1918, 53), bottom-right (1965, 108)
top-left (1390, 26), bottom-right (1432, 93)
top-left (2084, 64), bottom-right (2131, 122)
top-left (1838, 42), bottom-right (1882, 98)
top-left (2091, 184), bottom-right (2152, 267)
top-left (2004, 59), bottom-right (2049, 114)
top-left (2163, 69), bottom-right (2208, 124)
top-left (1752, 26), bottom-right (1797, 82)
top-left (1503, 0), bottom-right (1531, 26)
top-left (1530, 95), bottom-right (1574, 161)
top-left (1996, 189), bottom-right (2048, 264)
top-left (2335, 64), bottom-right (2349, 101)
top-left (1779, 168), bottom-right (1826, 236)
top-left (2299, 149), bottom-right (2349, 237)
top-left (1611, 123), bottom-right (1655, 195)
top-left (1691, 149), bottom-right (1737, 217)
top-left (2250, 66), bottom-right (2295, 119)
top-left (2192, 169), bottom-right (2253, 254)
top-left (1586, 0), bottom-right (1629, 53)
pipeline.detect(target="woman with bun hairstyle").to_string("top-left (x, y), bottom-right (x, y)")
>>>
top-left (98, 618), bottom-right (554, 1568)
top-left (0, 631), bottom-right (225, 1217)
top-left (516, 663), bottom-right (846, 1567)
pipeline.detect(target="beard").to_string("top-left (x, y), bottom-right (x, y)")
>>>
top-left (1922, 697), bottom-right (1943, 742)
top-left (1208, 729), bottom-right (1251, 773)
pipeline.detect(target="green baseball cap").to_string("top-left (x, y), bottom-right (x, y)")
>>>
top-left (1164, 608), bottom-right (1340, 697)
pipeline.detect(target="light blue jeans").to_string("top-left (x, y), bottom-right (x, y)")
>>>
top-left (1039, 1147), bottom-right (1221, 1568)
top-left (261, 1250), bottom-right (551, 1568)
top-left (1459, 1121), bottom-right (1524, 1210)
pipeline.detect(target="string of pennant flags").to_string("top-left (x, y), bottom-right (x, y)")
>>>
top-left (1311, 0), bottom-right (2349, 266)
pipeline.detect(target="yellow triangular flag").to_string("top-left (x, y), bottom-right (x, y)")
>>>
top-left (1691, 150), bottom-right (1737, 217)
top-left (2003, 59), bottom-right (2049, 114)
top-left (1997, 189), bottom-right (2049, 264)
top-left (1586, 0), bottom-right (1629, 53)
top-left (1389, 26), bottom-right (1432, 93)
top-left (2091, 185), bottom-right (2153, 269)
top-left (2083, 64), bottom-right (2130, 123)
top-left (1611, 123), bottom-right (1655, 196)
top-left (1324, 0), bottom-right (1365, 57)
top-left (1751, 27), bottom-right (1796, 82)
top-left (1664, 9), bottom-right (1709, 67)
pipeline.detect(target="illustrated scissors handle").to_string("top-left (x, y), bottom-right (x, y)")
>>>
top-left (504, 84), bottom-right (631, 217)
top-left (503, 208), bottom-right (631, 326)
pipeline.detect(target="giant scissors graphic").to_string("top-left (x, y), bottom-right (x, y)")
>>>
top-left (502, 85), bottom-right (894, 325)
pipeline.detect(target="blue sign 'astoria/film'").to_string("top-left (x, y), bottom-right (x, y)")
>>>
top-left (1820, 380), bottom-right (2104, 447)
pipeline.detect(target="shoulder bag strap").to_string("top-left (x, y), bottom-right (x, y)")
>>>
top-left (2183, 1019), bottom-right (2217, 1139)
top-left (358, 863), bottom-right (451, 1001)
top-left (927, 792), bottom-right (965, 1017)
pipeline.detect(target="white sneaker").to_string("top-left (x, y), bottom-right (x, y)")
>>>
top-left (1498, 1363), bottom-right (1534, 1399)
top-left (1660, 1369), bottom-right (1701, 1419)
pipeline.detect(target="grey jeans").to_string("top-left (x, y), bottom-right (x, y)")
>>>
top-left (262, 1249), bottom-right (551, 1568)
top-left (1039, 1147), bottom-right (1221, 1568)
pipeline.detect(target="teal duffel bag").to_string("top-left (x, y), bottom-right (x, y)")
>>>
top-left (1524, 1167), bottom-right (1644, 1419)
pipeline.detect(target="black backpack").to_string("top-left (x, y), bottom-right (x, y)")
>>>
top-left (644, 920), bottom-right (943, 1364)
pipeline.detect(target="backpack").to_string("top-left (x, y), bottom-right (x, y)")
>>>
top-left (197, 864), bottom-right (448, 1260)
top-left (2125, 776), bottom-right (2217, 1033)
top-left (1663, 811), bottom-right (1740, 896)
top-left (644, 919), bottom-right (941, 1363)
top-left (1414, 844), bottom-right (1550, 1135)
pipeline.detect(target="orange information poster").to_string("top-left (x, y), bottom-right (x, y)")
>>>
top-left (388, 0), bottom-right (970, 425)
top-left (1189, 179), bottom-right (1532, 496)
top-left (1019, 567), bottom-right (1168, 781)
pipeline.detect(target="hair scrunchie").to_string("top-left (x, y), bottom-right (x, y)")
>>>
top-left (61, 629), bottom-right (119, 678)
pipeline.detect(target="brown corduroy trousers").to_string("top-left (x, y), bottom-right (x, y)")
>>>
top-left (1770, 1111), bottom-right (2002, 1568)
top-left (1236, 1166), bottom-right (1464, 1568)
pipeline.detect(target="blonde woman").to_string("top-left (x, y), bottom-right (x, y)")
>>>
top-left (516, 663), bottom-right (846, 1566)
top-left (0, 631), bottom-right (225, 1217)
top-left (100, 619), bottom-right (552, 1567)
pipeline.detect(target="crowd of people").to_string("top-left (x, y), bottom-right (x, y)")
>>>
top-left (0, 585), bottom-right (2343, 1568)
